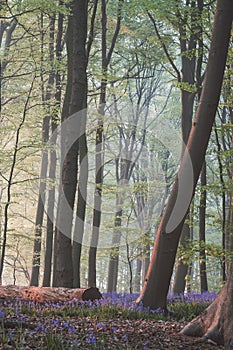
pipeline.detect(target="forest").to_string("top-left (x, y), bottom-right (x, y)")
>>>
top-left (0, 0), bottom-right (233, 349)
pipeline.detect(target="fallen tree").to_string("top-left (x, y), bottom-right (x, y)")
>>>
top-left (0, 285), bottom-right (102, 303)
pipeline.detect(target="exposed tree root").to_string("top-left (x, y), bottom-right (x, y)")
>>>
top-left (181, 269), bottom-right (233, 350)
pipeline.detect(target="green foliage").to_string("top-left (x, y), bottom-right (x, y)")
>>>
top-left (176, 239), bottom-right (233, 265)
top-left (168, 301), bottom-right (210, 321)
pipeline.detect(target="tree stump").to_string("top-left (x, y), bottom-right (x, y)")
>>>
top-left (0, 285), bottom-right (102, 303)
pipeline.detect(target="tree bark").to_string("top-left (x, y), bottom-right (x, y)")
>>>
top-left (199, 161), bottom-right (208, 292)
top-left (136, 0), bottom-right (233, 310)
top-left (53, 0), bottom-right (88, 287)
top-left (107, 193), bottom-right (123, 292)
top-left (88, 0), bottom-right (123, 288)
top-left (181, 262), bottom-right (233, 348)
top-left (72, 131), bottom-right (88, 288)
top-left (0, 285), bottom-right (102, 303)
top-left (43, 10), bottom-right (64, 287)
top-left (172, 0), bottom-right (204, 294)
top-left (30, 14), bottom-right (56, 287)
top-left (172, 223), bottom-right (190, 294)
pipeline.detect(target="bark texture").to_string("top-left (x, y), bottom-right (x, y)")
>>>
top-left (137, 0), bottom-right (233, 310)
top-left (181, 264), bottom-right (233, 348)
top-left (0, 285), bottom-right (102, 303)
top-left (53, 0), bottom-right (88, 287)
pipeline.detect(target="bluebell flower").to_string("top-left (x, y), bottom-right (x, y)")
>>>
top-left (35, 324), bottom-right (47, 332)
top-left (8, 332), bottom-right (13, 341)
top-left (52, 319), bottom-right (60, 327)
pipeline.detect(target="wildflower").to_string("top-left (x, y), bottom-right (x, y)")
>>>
top-left (123, 334), bottom-right (127, 342)
top-left (86, 333), bottom-right (96, 346)
top-left (52, 319), bottom-right (60, 327)
top-left (35, 324), bottom-right (47, 332)
top-left (8, 332), bottom-right (13, 342)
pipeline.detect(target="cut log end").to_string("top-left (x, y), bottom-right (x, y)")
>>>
top-left (73, 287), bottom-right (102, 301)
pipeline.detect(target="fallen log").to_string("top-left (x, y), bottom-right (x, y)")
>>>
top-left (0, 285), bottom-right (102, 303)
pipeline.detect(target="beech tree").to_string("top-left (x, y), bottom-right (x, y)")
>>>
top-left (53, 0), bottom-right (88, 287)
top-left (30, 13), bottom-right (56, 287)
top-left (148, 0), bottom-right (207, 294)
top-left (88, 0), bottom-right (123, 288)
top-left (136, 0), bottom-right (233, 333)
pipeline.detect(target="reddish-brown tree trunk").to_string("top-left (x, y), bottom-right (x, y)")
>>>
top-left (137, 0), bottom-right (233, 310)
top-left (0, 285), bottom-right (102, 303)
top-left (181, 262), bottom-right (233, 348)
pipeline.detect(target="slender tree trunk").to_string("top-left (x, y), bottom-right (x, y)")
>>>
top-left (0, 80), bottom-right (34, 281)
top-left (137, 0), bottom-right (232, 309)
top-left (107, 193), bottom-right (123, 292)
top-left (172, 0), bottom-right (203, 294)
top-left (172, 223), bottom-right (190, 294)
top-left (142, 242), bottom-right (150, 283)
top-left (88, 0), bottom-right (123, 288)
top-left (43, 10), bottom-right (64, 287)
top-left (30, 14), bottom-right (56, 286)
top-left (134, 257), bottom-right (142, 293)
top-left (30, 122), bottom-right (49, 286)
top-left (0, 17), bottom-right (17, 282)
top-left (88, 0), bottom-right (106, 288)
top-left (186, 201), bottom-right (194, 292)
top-left (199, 161), bottom-right (208, 292)
top-left (72, 131), bottom-right (88, 287)
top-left (52, 3), bottom-right (74, 288)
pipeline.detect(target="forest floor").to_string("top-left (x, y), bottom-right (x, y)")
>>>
top-left (0, 287), bottom-right (224, 349)
top-left (0, 313), bottom-right (224, 349)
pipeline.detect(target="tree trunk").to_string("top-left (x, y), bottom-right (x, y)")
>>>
top-left (142, 244), bottom-right (150, 283)
top-left (88, 0), bottom-right (123, 288)
top-left (107, 193), bottom-right (123, 292)
top-left (0, 285), bottom-right (102, 303)
top-left (43, 14), bottom-right (63, 286)
top-left (172, 0), bottom-right (203, 294)
top-left (72, 132), bottom-right (88, 288)
top-left (172, 223), bottom-right (190, 294)
top-left (134, 257), bottom-right (142, 293)
top-left (30, 134), bottom-right (49, 286)
top-left (53, 0), bottom-right (88, 287)
top-left (199, 161), bottom-right (208, 292)
top-left (30, 15), bottom-right (56, 286)
top-left (181, 262), bottom-right (233, 348)
top-left (136, 0), bottom-right (233, 310)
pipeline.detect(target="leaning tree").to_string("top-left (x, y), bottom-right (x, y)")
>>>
top-left (136, 0), bottom-right (233, 347)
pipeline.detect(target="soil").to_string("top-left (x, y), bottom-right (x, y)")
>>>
top-left (0, 308), bottom-right (224, 349)
top-left (0, 286), bottom-right (224, 349)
